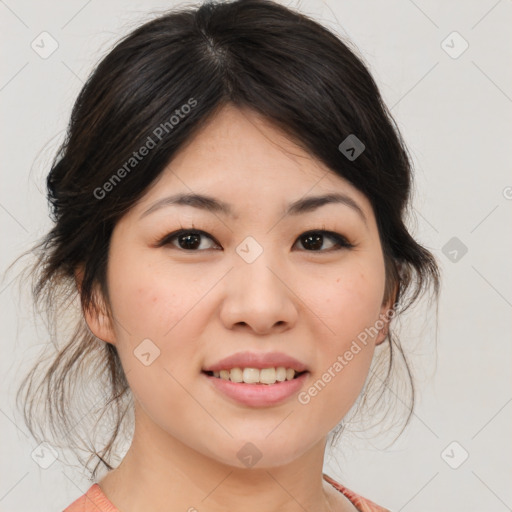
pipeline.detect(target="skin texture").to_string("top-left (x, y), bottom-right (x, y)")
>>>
top-left (80, 104), bottom-right (394, 512)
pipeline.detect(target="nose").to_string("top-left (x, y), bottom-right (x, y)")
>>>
top-left (219, 255), bottom-right (298, 335)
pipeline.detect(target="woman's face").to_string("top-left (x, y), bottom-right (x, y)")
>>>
top-left (88, 104), bottom-right (393, 468)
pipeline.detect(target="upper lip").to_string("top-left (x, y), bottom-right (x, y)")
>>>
top-left (202, 351), bottom-right (309, 373)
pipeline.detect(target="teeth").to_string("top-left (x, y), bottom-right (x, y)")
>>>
top-left (212, 367), bottom-right (300, 384)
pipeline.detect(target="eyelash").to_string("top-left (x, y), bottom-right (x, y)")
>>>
top-left (154, 227), bottom-right (354, 253)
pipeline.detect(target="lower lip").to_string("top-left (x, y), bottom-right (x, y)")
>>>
top-left (202, 371), bottom-right (309, 407)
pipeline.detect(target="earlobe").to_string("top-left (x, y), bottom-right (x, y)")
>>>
top-left (375, 303), bottom-right (392, 346)
top-left (375, 282), bottom-right (398, 346)
top-left (375, 319), bottom-right (390, 346)
top-left (74, 265), bottom-right (116, 345)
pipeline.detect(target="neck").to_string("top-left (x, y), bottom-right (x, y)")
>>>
top-left (97, 412), bottom-right (351, 512)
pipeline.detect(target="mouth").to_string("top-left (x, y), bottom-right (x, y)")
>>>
top-left (201, 369), bottom-right (309, 384)
top-left (201, 369), bottom-right (310, 407)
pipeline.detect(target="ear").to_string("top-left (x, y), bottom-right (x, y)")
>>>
top-left (74, 265), bottom-right (116, 345)
top-left (375, 281), bottom-right (398, 346)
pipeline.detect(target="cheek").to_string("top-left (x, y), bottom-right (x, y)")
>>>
top-left (107, 266), bottom-right (202, 416)
top-left (107, 246), bottom-right (194, 341)
top-left (309, 258), bottom-right (386, 343)
top-left (298, 260), bottom-right (385, 425)
top-left (299, 302), bottom-right (378, 434)
top-left (105, 244), bottom-right (209, 383)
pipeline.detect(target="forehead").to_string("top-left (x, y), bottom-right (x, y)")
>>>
top-left (132, 104), bottom-right (373, 221)
top-left (170, 104), bottom-right (329, 181)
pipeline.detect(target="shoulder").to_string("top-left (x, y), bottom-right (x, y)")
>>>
top-left (65, 476), bottom-right (389, 512)
top-left (323, 473), bottom-right (393, 512)
top-left (63, 483), bottom-right (119, 512)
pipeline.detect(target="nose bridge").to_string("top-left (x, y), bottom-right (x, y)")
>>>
top-left (233, 238), bottom-right (285, 298)
top-left (220, 237), bottom-right (297, 332)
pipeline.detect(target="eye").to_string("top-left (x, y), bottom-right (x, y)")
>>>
top-left (157, 229), bottom-right (220, 251)
top-left (156, 228), bottom-right (353, 252)
top-left (293, 230), bottom-right (354, 252)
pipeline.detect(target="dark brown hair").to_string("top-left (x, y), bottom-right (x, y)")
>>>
top-left (10, 0), bottom-right (440, 480)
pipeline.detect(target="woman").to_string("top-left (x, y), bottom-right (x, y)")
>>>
top-left (15, 1), bottom-right (440, 510)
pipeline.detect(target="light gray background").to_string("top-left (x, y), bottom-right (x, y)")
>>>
top-left (1, 0), bottom-right (511, 511)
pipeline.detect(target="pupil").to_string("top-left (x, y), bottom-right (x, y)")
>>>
top-left (180, 233), bottom-right (200, 249)
top-left (303, 233), bottom-right (322, 250)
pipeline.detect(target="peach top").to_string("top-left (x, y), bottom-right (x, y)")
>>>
top-left (63, 472), bottom-right (391, 512)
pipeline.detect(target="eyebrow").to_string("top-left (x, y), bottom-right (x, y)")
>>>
top-left (139, 192), bottom-right (367, 225)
